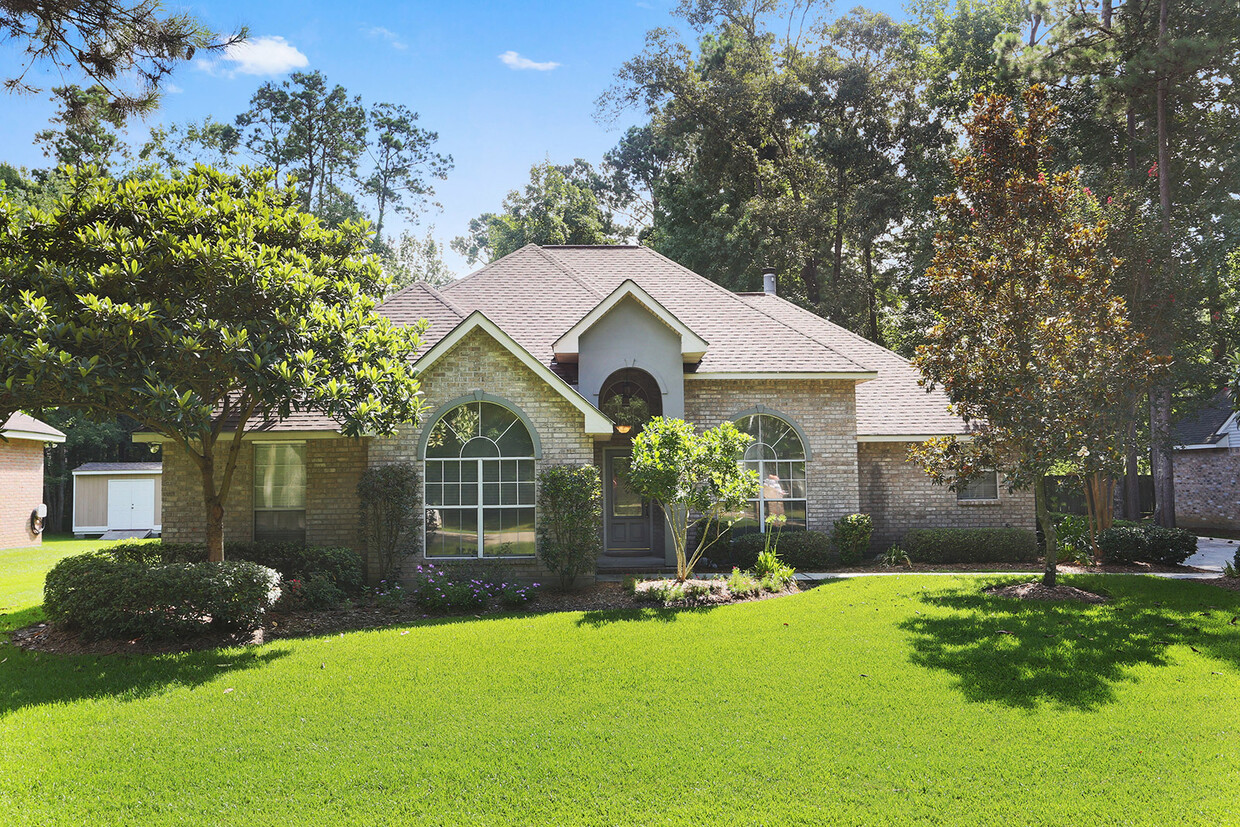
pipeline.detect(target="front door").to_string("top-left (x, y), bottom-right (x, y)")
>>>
top-left (604, 451), bottom-right (652, 553)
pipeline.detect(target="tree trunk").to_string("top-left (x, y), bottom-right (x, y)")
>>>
top-left (1123, 416), bottom-right (1141, 520)
top-left (799, 257), bottom-right (821, 305)
top-left (1150, 387), bottom-right (1176, 527)
top-left (199, 447), bottom-right (226, 562)
top-left (1037, 475), bottom-right (1057, 588)
top-left (864, 240), bottom-right (883, 345)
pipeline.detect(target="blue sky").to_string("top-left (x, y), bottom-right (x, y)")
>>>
top-left (1, 0), bottom-right (907, 273)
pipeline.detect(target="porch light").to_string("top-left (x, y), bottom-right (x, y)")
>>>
top-left (615, 423), bottom-right (633, 434)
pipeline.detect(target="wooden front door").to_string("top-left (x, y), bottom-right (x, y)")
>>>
top-left (604, 451), bottom-right (652, 553)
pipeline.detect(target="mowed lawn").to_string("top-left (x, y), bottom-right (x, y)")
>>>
top-left (2, 539), bottom-right (1239, 825)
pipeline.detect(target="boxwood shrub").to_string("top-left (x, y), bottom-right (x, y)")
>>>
top-left (903, 528), bottom-right (1038, 564)
top-left (725, 530), bottom-right (835, 571)
top-left (1097, 524), bottom-right (1196, 565)
top-left (43, 554), bottom-right (281, 641)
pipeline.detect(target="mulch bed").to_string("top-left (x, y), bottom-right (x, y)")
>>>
top-left (8, 581), bottom-right (802, 657)
top-left (984, 581), bottom-right (1109, 603)
top-left (1199, 577), bottom-right (1240, 593)
top-left (838, 559), bottom-right (1207, 575)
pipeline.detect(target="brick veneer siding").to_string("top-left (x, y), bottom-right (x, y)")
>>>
top-left (1174, 449), bottom-right (1240, 531)
top-left (683, 378), bottom-right (862, 531)
top-left (0, 440), bottom-right (46, 549)
top-left (161, 437), bottom-right (368, 552)
top-left (368, 326), bottom-right (598, 583)
top-left (858, 441), bottom-right (1036, 550)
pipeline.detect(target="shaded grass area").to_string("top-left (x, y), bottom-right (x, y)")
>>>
top-left (1, 553), bottom-right (1239, 824)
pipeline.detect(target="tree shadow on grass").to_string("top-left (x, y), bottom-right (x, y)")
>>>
top-left (576, 605), bottom-right (701, 628)
top-left (0, 606), bottom-right (44, 636)
top-left (0, 643), bottom-right (291, 717)
top-left (898, 576), bottom-right (1240, 711)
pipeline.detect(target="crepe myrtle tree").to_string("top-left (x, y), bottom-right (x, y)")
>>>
top-left (0, 165), bottom-right (427, 562)
top-left (625, 417), bottom-right (759, 581)
top-left (908, 87), bottom-right (1163, 587)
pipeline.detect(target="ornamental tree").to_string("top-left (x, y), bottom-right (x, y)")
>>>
top-left (0, 166), bottom-right (426, 561)
top-left (909, 87), bottom-right (1164, 587)
top-left (626, 417), bottom-right (759, 581)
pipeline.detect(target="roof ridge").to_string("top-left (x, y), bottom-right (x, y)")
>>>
top-left (378, 280), bottom-right (465, 320)
top-left (638, 246), bottom-right (872, 373)
top-left (533, 245), bottom-right (604, 299)
top-left (440, 244), bottom-right (543, 294)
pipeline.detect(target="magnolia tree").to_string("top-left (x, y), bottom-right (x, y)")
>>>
top-left (0, 166), bottom-right (427, 561)
top-left (909, 87), bottom-right (1163, 586)
top-left (625, 417), bottom-right (759, 581)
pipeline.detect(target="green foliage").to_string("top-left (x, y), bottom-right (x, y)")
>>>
top-left (728, 530), bottom-right (834, 571)
top-left (409, 563), bottom-right (539, 613)
top-left (43, 553), bottom-right (280, 641)
top-left (535, 464), bottom-right (603, 590)
top-left (0, 165), bottom-right (426, 560)
top-left (361, 102), bottom-right (452, 241)
top-left (35, 85), bottom-right (129, 170)
top-left (725, 567), bottom-right (760, 598)
top-left (276, 573), bottom-right (346, 612)
top-left (832, 514), bottom-right (874, 565)
top-left (358, 463), bottom-right (422, 581)
top-left (452, 160), bottom-right (630, 265)
top-left (881, 545), bottom-right (911, 569)
top-left (626, 417), bottom-right (760, 580)
top-left (1055, 513), bottom-right (1093, 563)
top-left (1096, 525), bottom-right (1197, 567)
top-left (754, 549), bottom-right (795, 589)
top-left (903, 528), bottom-right (1039, 565)
top-left (600, 394), bottom-right (650, 427)
top-left (1224, 551), bottom-right (1239, 579)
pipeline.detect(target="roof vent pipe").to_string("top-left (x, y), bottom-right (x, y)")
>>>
top-left (762, 267), bottom-right (777, 296)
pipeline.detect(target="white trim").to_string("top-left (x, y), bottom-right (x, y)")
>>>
top-left (1175, 442), bottom-right (1229, 451)
top-left (71, 525), bottom-right (162, 535)
top-left (416, 311), bottom-right (614, 436)
top-left (553, 279), bottom-right (710, 363)
top-left (685, 371), bottom-right (878, 381)
top-left (1, 428), bottom-right (66, 444)
top-left (857, 433), bottom-right (973, 443)
top-left (133, 431), bottom-right (344, 443)
top-left (72, 468), bottom-right (162, 477)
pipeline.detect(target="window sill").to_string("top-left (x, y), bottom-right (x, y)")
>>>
top-left (423, 555), bottom-right (538, 561)
top-left (957, 499), bottom-right (1002, 507)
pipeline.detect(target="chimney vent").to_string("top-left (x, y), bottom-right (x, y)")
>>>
top-left (762, 267), bottom-right (777, 295)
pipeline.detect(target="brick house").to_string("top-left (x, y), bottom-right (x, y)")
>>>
top-left (1173, 390), bottom-right (1239, 532)
top-left (147, 244), bottom-right (1034, 579)
top-left (0, 413), bottom-right (65, 550)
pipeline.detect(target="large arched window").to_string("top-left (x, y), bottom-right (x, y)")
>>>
top-left (424, 401), bottom-right (536, 557)
top-left (734, 412), bottom-right (807, 533)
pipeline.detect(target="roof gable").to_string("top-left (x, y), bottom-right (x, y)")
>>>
top-left (1, 413), bottom-right (66, 443)
top-left (553, 279), bottom-right (709, 363)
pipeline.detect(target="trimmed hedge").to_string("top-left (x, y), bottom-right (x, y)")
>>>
top-left (102, 541), bottom-right (365, 594)
top-left (44, 554), bottom-right (280, 641)
top-left (832, 514), bottom-right (873, 566)
top-left (724, 530), bottom-right (835, 571)
top-left (904, 528), bottom-right (1038, 564)
top-left (1097, 524), bottom-right (1196, 566)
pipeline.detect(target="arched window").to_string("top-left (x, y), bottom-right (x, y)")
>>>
top-left (733, 413), bottom-right (807, 533)
top-left (424, 401), bottom-right (536, 557)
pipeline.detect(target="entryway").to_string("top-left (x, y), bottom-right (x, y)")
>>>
top-left (599, 450), bottom-right (664, 569)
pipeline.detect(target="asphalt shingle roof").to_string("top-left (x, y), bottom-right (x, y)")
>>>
top-left (380, 244), bottom-right (969, 437)
top-left (73, 462), bottom-right (163, 473)
top-left (1, 412), bottom-right (66, 440)
top-left (1173, 390), bottom-right (1234, 446)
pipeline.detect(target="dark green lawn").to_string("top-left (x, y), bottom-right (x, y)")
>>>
top-left (1, 539), bottom-right (1238, 825)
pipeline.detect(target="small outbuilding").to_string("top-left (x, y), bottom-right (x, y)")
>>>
top-left (1173, 389), bottom-right (1240, 532)
top-left (1, 413), bottom-right (66, 549)
top-left (71, 462), bottom-right (163, 538)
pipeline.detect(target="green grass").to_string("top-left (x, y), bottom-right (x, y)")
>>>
top-left (2, 539), bottom-right (1239, 825)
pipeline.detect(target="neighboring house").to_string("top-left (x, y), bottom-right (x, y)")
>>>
top-left (0, 413), bottom-right (65, 549)
top-left (142, 245), bottom-right (1034, 578)
top-left (1173, 390), bottom-right (1240, 532)
top-left (71, 462), bottom-right (163, 538)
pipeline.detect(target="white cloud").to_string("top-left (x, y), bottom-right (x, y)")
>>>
top-left (363, 26), bottom-right (407, 50)
top-left (163, 82), bottom-right (184, 94)
top-left (197, 35), bottom-right (308, 77)
top-left (498, 50), bottom-right (560, 71)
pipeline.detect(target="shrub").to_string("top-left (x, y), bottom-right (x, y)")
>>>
top-left (903, 528), bottom-right (1038, 564)
top-left (755, 548), bottom-right (795, 583)
top-left (760, 570), bottom-right (796, 592)
top-left (1097, 524), bottom-right (1196, 565)
top-left (832, 514), bottom-right (873, 565)
top-left (1224, 550), bottom-right (1239, 579)
top-left (374, 580), bottom-right (407, 612)
top-left (44, 554), bottom-right (280, 641)
top-left (726, 567), bottom-right (760, 598)
top-left (493, 582), bottom-right (539, 608)
top-left (358, 463), bottom-right (422, 580)
top-left (726, 530), bottom-right (834, 571)
top-left (1054, 513), bottom-right (1092, 561)
top-left (536, 464), bottom-right (603, 590)
top-left (275, 573), bottom-right (345, 611)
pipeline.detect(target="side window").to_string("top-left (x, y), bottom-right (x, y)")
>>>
top-left (957, 470), bottom-right (999, 502)
top-left (254, 443), bottom-right (307, 543)
top-left (733, 413), bottom-right (807, 533)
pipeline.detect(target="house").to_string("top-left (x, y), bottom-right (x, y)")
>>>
top-left (145, 245), bottom-right (1034, 578)
top-left (71, 462), bottom-right (163, 538)
top-left (0, 412), bottom-right (65, 549)
top-left (1173, 389), bottom-right (1239, 532)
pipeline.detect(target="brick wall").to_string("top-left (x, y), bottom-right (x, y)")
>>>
top-left (369, 326), bottom-right (598, 583)
top-left (161, 437), bottom-right (367, 551)
top-left (1174, 449), bottom-right (1240, 531)
top-left (0, 440), bottom-right (46, 549)
top-left (683, 378), bottom-right (861, 531)
top-left (858, 441), bottom-right (1036, 550)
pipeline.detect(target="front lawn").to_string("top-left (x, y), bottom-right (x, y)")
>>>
top-left (1, 543), bottom-right (1238, 825)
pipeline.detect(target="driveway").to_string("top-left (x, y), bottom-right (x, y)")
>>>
top-left (1186, 536), bottom-right (1240, 572)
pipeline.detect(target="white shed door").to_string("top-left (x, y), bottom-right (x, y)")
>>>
top-left (107, 479), bottom-right (156, 530)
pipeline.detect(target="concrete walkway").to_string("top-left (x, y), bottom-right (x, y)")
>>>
top-left (1186, 536), bottom-right (1239, 573)
top-left (795, 569), bottom-right (1223, 582)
